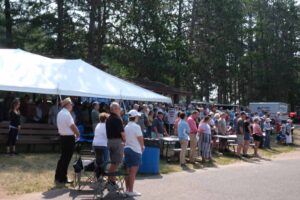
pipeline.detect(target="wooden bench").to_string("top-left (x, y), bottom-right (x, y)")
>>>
top-left (0, 121), bottom-right (59, 152)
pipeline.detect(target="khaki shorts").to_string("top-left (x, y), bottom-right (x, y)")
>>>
top-left (237, 135), bottom-right (244, 145)
top-left (108, 139), bottom-right (124, 165)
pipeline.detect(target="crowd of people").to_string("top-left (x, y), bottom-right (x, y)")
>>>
top-left (175, 109), bottom-right (295, 166)
top-left (2, 94), bottom-right (296, 196)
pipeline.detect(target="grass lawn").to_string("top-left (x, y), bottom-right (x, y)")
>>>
top-left (0, 130), bottom-right (299, 195)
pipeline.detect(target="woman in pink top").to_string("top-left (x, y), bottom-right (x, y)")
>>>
top-left (252, 118), bottom-right (262, 157)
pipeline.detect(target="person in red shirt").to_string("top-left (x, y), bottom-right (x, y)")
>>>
top-left (187, 111), bottom-right (199, 163)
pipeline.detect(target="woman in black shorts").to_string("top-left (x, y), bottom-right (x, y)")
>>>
top-left (243, 116), bottom-right (252, 156)
top-left (252, 118), bottom-right (263, 157)
top-left (6, 99), bottom-right (21, 155)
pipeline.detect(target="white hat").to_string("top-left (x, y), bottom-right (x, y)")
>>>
top-left (266, 118), bottom-right (271, 122)
top-left (128, 109), bottom-right (141, 117)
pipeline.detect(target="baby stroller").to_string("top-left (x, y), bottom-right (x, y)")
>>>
top-left (73, 142), bottom-right (128, 199)
top-left (73, 142), bottom-right (97, 191)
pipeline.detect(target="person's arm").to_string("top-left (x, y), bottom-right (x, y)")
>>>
top-left (70, 124), bottom-right (80, 138)
top-left (163, 127), bottom-right (169, 136)
top-left (239, 122), bottom-right (244, 134)
top-left (137, 136), bottom-right (144, 152)
top-left (186, 122), bottom-right (190, 135)
top-left (121, 131), bottom-right (126, 142)
top-left (247, 125), bottom-right (251, 134)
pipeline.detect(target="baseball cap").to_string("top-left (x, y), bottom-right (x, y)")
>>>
top-left (128, 110), bottom-right (141, 117)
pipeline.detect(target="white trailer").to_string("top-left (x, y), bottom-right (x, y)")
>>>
top-left (249, 102), bottom-right (289, 120)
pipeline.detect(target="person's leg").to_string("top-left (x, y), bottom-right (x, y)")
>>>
top-left (55, 136), bottom-right (64, 182)
top-left (94, 147), bottom-right (104, 178)
top-left (6, 129), bottom-right (14, 154)
top-left (207, 135), bottom-right (212, 160)
top-left (189, 134), bottom-right (196, 163)
top-left (243, 140), bottom-right (249, 155)
top-left (11, 129), bottom-right (18, 154)
top-left (125, 168), bottom-right (130, 192)
top-left (128, 166), bottom-right (139, 192)
top-left (103, 146), bottom-right (109, 163)
top-left (108, 142), bottom-right (118, 182)
top-left (237, 144), bottom-right (243, 156)
top-left (201, 134), bottom-right (209, 162)
top-left (180, 140), bottom-right (188, 165)
top-left (61, 136), bottom-right (75, 182)
top-left (55, 136), bottom-right (75, 182)
top-left (254, 140), bottom-right (260, 156)
top-left (236, 135), bottom-right (243, 157)
top-left (264, 131), bottom-right (270, 148)
top-left (108, 140), bottom-right (123, 183)
top-left (260, 134), bottom-right (264, 148)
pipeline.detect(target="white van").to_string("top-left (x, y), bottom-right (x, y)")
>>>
top-left (249, 102), bottom-right (289, 120)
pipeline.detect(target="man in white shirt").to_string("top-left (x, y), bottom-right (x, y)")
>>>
top-left (55, 97), bottom-right (80, 184)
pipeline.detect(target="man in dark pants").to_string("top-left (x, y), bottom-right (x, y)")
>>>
top-left (55, 97), bottom-right (80, 184)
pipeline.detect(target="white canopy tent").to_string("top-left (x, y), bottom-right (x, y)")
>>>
top-left (0, 49), bottom-right (172, 103)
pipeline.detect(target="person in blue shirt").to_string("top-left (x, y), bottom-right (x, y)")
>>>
top-left (178, 112), bottom-right (190, 167)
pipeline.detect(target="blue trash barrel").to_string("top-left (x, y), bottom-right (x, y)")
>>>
top-left (139, 139), bottom-right (160, 174)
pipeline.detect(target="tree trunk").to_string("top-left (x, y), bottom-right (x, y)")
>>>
top-left (56, 0), bottom-right (64, 56)
top-left (4, 0), bottom-right (12, 47)
top-left (87, 0), bottom-right (97, 64)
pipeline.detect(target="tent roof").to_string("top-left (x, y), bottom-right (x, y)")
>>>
top-left (0, 49), bottom-right (172, 103)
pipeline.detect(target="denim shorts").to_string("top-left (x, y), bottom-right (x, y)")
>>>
top-left (124, 148), bottom-right (142, 168)
top-left (244, 132), bottom-right (251, 141)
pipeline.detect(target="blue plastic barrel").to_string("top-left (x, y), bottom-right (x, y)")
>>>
top-left (138, 146), bottom-right (160, 174)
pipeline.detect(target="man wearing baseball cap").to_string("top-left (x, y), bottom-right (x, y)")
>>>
top-left (124, 109), bottom-right (144, 197)
top-left (55, 97), bottom-right (80, 184)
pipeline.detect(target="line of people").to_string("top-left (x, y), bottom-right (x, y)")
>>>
top-left (176, 109), bottom-right (295, 166)
top-left (55, 98), bottom-right (144, 197)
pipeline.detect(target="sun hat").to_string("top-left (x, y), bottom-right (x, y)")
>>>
top-left (61, 97), bottom-right (73, 107)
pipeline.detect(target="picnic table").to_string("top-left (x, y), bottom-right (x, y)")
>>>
top-left (214, 135), bottom-right (237, 140)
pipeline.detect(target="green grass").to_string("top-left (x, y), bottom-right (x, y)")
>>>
top-left (159, 129), bottom-right (300, 174)
top-left (0, 130), bottom-right (299, 195)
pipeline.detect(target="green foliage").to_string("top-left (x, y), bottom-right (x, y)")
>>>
top-left (0, 0), bottom-right (300, 106)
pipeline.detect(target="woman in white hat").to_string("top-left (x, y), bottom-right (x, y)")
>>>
top-left (124, 110), bottom-right (144, 197)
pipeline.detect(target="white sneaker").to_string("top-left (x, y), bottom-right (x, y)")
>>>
top-left (125, 191), bottom-right (142, 197)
